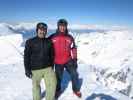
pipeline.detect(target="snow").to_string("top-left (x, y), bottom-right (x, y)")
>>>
top-left (2, 22), bottom-right (130, 31)
top-left (0, 34), bottom-right (23, 64)
top-left (0, 23), bottom-right (133, 100)
top-left (13, 22), bottom-right (36, 31)
top-left (0, 34), bottom-right (32, 100)
top-left (78, 30), bottom-right (133, 70)
top-left (0, 23), bottom-right (16, 36)
top-left (69, 24), bottom-right (127, 30)
top-left (77, 30), bottom-right (133, 98)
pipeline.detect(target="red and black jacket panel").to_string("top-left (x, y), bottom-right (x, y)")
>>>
top-left (49, 33), bottom-right (77, 64)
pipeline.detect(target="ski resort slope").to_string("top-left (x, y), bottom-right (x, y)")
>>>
top-left (0, 28), bottom-right (133, 100)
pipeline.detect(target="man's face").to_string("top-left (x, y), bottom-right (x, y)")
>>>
top-left (37, 28), bottom-right (47, 38)
top-left (59, 25), bottom-right (66, 33)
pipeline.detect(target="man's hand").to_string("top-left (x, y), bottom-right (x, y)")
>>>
top-left (25, 71), bottom-right (32, 79)
top-left (72, 59), bottom-right (78, 69)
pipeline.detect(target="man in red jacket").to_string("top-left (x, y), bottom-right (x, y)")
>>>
top-left (49, 19), bottom-right (82, 99)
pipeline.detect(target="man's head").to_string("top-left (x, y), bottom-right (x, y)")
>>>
top-left (57, 19), bottom-right (68, 33)
top-left (36, 22), bottom-right (47, 38)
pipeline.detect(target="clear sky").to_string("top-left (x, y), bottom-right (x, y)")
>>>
top-left (0, 0), bottom-right (133, 27)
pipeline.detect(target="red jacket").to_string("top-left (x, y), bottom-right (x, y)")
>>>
top-left (49, 33), bottom-right (77, 64)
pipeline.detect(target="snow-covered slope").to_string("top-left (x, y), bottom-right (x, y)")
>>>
top-left (0, 34), bottom-right (32, 100)
top-left (0, 34), bottom-right (23, 64)
top-left (77, 30), bottom-right (133, 98)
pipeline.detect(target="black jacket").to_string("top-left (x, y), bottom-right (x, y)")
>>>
top-left (24, 36), bottom-right (54, 72)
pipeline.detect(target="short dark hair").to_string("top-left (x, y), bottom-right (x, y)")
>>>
top-left (36, 22), bottom-right (47, 32)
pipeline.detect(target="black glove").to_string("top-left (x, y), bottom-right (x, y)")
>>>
top-left (25, 71), bottom-right (32, 79)
top-left (72, 59), bottom-right (78, 69)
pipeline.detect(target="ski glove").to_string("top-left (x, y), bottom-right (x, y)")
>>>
top-left (72, 59), bottom-right (78, 69)
top-left (25, 71), bottom-right (32, 79)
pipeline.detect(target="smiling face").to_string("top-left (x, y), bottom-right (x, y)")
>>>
top-left (37, 28), bottom-right (47, 38)
top-left (58, 24), bottom-right (67, 33)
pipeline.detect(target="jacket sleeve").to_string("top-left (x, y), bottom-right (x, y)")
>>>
top-left (71, 36), bottom-right (77, 60)
top-left (49, 41), bottom-right (55, 64)
top-left (24, 40), bottom-right (32, 72)
top-left (48, 40), bottom-right (55, 67)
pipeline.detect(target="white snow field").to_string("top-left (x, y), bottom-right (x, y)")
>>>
top-left (0, 23), bottom-right (133, 100)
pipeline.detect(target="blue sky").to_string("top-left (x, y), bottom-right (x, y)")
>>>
top-left (0, 0), bottom-right (133, 27)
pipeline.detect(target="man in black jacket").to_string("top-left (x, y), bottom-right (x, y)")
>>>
top-left (24, 22), bottom-right (56, 100)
